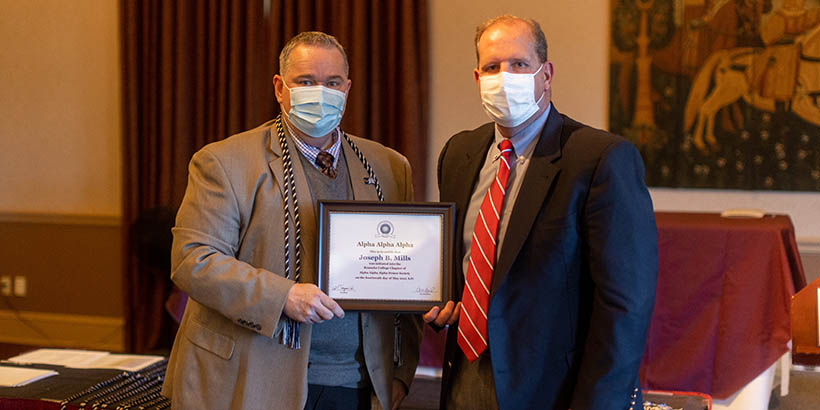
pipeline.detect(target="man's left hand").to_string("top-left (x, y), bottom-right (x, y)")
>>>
top-left (423, 301), bottom-right (460, 328)
top-left (391, 379), bottom-right (407, 410)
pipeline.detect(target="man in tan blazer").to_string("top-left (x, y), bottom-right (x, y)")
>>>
top-left (162, 31), bottom-right (422, 410)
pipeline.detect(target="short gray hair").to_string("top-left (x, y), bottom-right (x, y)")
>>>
top-left (279, 31), bottom-right (349, 76)
top-left (475, 15), bottom-right (547, 65)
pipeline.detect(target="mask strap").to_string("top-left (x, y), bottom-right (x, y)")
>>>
top-left (533, 62), bottom-right (546, 105)
top-left (532, 63), bottom-right (544, 77)
top-left (535, 90), bottom-right (546, 106)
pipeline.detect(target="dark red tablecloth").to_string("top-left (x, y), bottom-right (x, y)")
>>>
top-left (640, 212), bottom-right (806, 399)
top-left (417, 212), bottom-right (806, 400)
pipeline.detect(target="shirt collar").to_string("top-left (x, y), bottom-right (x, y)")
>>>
top-left (493, 102), bottom-right (551, 160)
top-left (284, 120), bottom-right (342, 169)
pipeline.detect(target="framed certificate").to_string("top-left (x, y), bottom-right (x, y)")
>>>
top-left (317, 201), bottom-right (455, 312)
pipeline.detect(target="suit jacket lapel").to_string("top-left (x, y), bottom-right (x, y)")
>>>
top-left (290, 138), bottom-right (317, 285)
top-left (491, 108), bottom-right (564, 293)
top-left (342, 137), bottom-right (380, 201)
top-left (452, 127), bottom-right (495, 294)
top-left (268, 127), bottom-right (285, 199)
top-left (268, 126), bottom-right (318, 285)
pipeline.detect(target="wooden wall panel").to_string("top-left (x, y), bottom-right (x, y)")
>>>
top-left (0, 214), bottom-right (123, 317)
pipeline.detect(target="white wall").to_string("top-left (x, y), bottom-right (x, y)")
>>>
top-left (428, 0), bottom-right (610, 191)
top-left (0, 0), bottom-right (122, 217)
top-left (0, 0), bottom-right (817, 246)
top-left (428, 0), bottom-right (820, 244)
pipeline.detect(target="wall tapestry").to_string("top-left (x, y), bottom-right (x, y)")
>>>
top-left (609, 0), bottom-right (820, 190)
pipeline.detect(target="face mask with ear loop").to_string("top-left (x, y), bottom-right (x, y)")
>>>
top-left (283, 84), bottom-right (346, 138)
top-left (479, 63), bottom-right (545, 128)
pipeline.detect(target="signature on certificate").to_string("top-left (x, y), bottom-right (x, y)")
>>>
top-left (413, 286), bottom-right (437, 296)
top-left (332, 284), bottom-right (356, 295)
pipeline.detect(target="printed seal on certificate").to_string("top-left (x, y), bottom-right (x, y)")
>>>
top-left (317, 200), bottom-right (455, 311)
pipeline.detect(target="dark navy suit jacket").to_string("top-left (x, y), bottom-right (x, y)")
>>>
top-left (437, 106), bottom-right (658, 410)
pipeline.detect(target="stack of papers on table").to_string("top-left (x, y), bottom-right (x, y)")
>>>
top-left (0, 366), bottom-right (58, 387)
top-left (6, 349), bottom-right (163, 372)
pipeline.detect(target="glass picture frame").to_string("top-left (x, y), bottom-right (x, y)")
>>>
top-left (317, 200), bottom-right (455, 312)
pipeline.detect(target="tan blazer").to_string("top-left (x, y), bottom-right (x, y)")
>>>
top-left (161, 119), bottom-right (422, 410)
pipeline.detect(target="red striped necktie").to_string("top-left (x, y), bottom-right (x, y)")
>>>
top-left (458, 138), bottom-right (513, 362)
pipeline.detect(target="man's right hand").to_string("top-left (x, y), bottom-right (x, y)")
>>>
top-left (284, 283), bottom-right (344, 324)
top-left (423, 301), bottom-right (461, 328)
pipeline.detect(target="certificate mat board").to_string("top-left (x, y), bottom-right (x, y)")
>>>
top-left (318, 201), bottom-right (454, 311)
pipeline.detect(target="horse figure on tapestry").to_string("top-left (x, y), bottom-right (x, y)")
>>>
top-left (684, 23), bottom-right (820, 152)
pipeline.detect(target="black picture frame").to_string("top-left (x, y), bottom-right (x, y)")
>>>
top-left (317, 200), bottom-right (455, 312)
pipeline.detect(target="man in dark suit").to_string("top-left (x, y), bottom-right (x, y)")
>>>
top-left (423, 15), bottom-right (658, 410)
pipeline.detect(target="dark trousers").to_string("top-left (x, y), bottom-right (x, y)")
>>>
top-left (304, 384), bottom-right (371, 410)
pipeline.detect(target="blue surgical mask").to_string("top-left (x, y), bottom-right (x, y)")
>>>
top-left (284, 84), bottom-right (346, 138)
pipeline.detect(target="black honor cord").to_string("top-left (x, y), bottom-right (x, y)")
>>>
top-left (274, 116), bottom-right (401, 364)
top-left (336, 126), bottom-right (402, 365)
top-left (274, 115), bottom-right (303, 349)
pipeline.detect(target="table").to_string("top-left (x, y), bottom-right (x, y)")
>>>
top-left (640, 212), bottom-right (806, 400)
top-left (0, 359), bottom-right (169, 409)
top-left (792, 275), bottom-right (820, 366)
